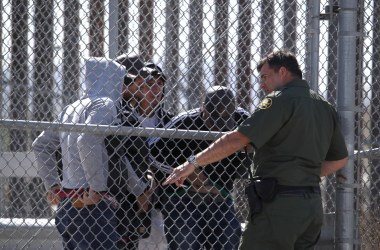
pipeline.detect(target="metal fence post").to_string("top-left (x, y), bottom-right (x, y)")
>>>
top-left (336, 0), bottom-right (358, 249)
top-left (108, 0), bottom-right (118, 59)
top-left (305, 0), bottom-right (320, 91)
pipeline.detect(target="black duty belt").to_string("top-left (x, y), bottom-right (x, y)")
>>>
top-left (277, 185), bottom-right (321, 194)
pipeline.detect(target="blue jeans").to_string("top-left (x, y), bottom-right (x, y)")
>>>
top-left (56, 198), bottom-right (119, 250)
top-left (162, 195), bottom-right (242, 250)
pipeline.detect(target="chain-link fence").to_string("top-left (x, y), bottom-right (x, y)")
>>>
top-left (0, 0), bottom-right (378, 249)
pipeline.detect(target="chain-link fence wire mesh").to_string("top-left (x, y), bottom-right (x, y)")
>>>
top-left (0, 0), bottom-right (378, 249)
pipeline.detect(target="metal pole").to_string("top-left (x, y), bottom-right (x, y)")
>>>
top-left (336, 0), bottom-right (358, 249)
top-left (164, 0), bottom-right (180, 114)
top-left (306, 0), bottom-right (320, 91)
top-left (108, 0), bottom-right (118, 58)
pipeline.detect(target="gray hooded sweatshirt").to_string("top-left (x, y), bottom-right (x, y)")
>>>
top-left (32, 57), bottom-right (125, 192)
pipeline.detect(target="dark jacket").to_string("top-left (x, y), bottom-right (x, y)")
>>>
top-left (149, 107), bottom-right (251, 207)
top-left (105, 100), bottom-right (173, 241)
top-left (107, 100), bottom-right (172, 194)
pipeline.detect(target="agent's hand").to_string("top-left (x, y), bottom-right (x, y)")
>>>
top-left (47, 185), bottom-right (61, 205)
top-left (163, 163), bottom-right (196, 187)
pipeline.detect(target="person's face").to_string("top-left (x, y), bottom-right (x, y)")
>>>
top-left (145, 76), bottom-right (164, 101)
top-left (131, 75), bottom-right (164, 108)
top-left (202, 109), bottom-right (231, 132)
top-left (122, 76), bottom-right (144, 101)
top-left (259, 63), bottom-right (284, 94)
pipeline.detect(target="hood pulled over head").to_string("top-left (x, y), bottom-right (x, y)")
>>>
top-left (82, 57), bottom-right (126, 102)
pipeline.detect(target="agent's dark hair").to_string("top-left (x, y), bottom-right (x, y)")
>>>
top-left (257, 49), bottom-right (302, 79)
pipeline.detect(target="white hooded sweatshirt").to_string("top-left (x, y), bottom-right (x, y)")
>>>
top-left (32, 57), bottom-right (125, 192)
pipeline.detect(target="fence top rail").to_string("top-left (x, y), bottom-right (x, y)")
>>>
top-left (0, 119), bottom-right (224, 141)
top-left (2, 119), bottom-right (380, 157)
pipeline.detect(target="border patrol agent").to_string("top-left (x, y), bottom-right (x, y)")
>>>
top-left (162, 49), bottom-right (349, 250)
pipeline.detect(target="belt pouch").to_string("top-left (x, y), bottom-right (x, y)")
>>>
top-left (254, 178), bottom-right (278, 201)
top-left (245, 183), bottom-right (262, 215)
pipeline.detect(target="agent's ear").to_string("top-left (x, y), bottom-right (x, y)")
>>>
top-left (279, 66), bottom-right (286, 75)
top-left (279, 66), bottom-right (289, 80)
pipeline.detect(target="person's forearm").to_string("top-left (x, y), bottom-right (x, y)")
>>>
top-left (163, 131), bottom-right (251, 186)
top-left (320, 157), bottom-right (348, 177)
top-left (195, 131), bottom-right (250, 167)
top-left (32, 131), bottom-right (61, 189)
top-left (78, 134), bottom-right (108, 192)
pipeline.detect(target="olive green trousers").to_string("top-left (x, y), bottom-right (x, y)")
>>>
top-left (239, 193), bottom-right (323, 250)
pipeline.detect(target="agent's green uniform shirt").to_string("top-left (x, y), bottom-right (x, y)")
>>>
top-left (237, 79), bottom-right (348, 186)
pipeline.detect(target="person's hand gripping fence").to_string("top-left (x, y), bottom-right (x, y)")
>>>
top-left (137, 172), bottom-right (156, 212)
top-left (47, 185), bottom-right (61, 205)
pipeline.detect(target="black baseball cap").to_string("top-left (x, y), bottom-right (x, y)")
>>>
top-left (116, 53), bottom-right (166, 85)
top-left (125, 62), bottom-right (167, 84)
top-left (115, 53), bottom-right (145, 75)
top-left (115, 53), bottom-right (147, 86)
top-left (145, 63), bottom-right (166, 82)
top-left (203, 86), bottom-right (236, 131)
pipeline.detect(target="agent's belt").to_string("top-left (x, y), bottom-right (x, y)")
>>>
top-left (277, 185), bottom-right (321, 194)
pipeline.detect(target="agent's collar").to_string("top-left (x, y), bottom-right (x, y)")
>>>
top-left (275, 79), bottom-right (309, 91)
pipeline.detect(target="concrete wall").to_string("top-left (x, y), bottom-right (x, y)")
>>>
top-left (0, 225), bottom-right (61, 250)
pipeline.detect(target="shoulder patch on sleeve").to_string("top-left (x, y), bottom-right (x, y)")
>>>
top-left (258, 98), bottom-right (272, 109)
